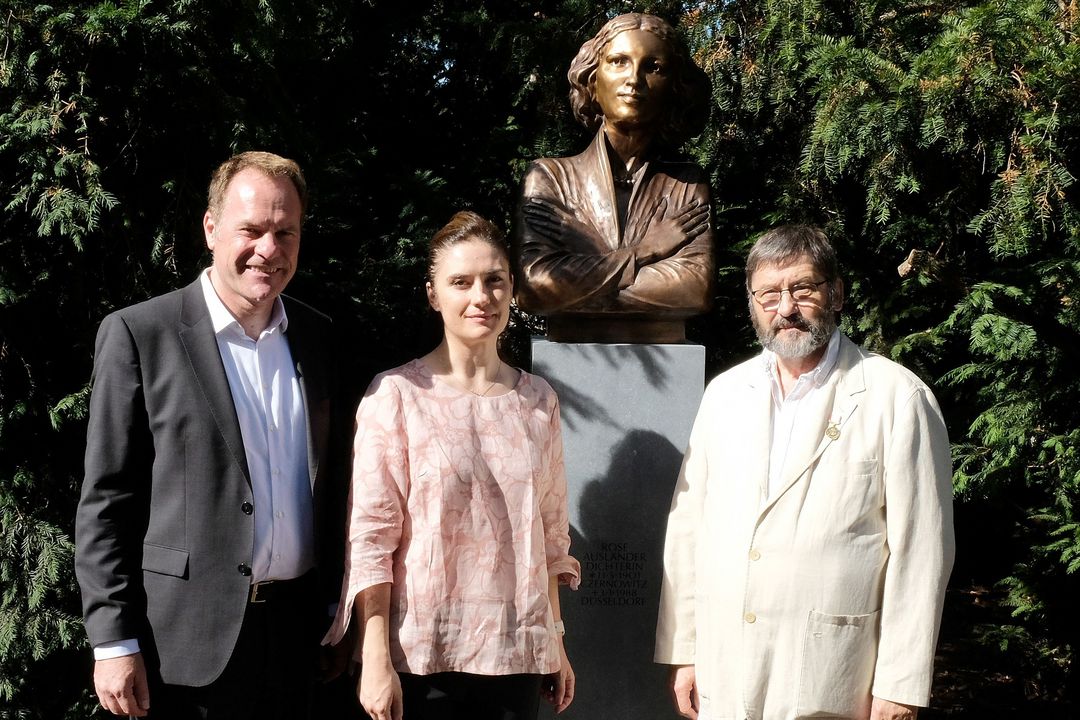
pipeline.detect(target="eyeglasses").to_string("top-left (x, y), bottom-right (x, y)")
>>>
top-left (749, 280), bottom-right (829, 310)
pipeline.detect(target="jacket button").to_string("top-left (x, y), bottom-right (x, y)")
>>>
top-left (238, 563), bottom-right (252, 576)
top-left (744, 612), bottom-right (757, 624)
top-left (749, 549), bottom-right (761, 561)
top-left (241, 502), bottom-right (253, 515)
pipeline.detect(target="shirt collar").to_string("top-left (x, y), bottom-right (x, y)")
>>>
top-left (199, 268), bottom-right (288, 337)
top-left (595, 129), bottom-right (651, 189)
top-left (760, 328), bottom-right (842, 391)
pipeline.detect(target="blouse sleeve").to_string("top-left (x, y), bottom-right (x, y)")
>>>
top-left (322, 374), bottom-right (410, 645)
top-left (537, 391), bottom-right (581, 589)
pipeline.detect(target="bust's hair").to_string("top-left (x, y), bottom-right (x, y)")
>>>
top-left (567, 13), bottom-right (710, 148)
top-left (426, 211), bottom-right (509, 281)
top-left (207, 151), bottom-right (307, 219)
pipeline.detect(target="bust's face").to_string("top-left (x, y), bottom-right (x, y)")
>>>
top-left (593, 29), bottom-right (672, 130)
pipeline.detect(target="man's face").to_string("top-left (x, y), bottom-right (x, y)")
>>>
top-left (593, 29), bottom-right (672, 130)
top-left (749, 257), bottom-right (843, 360)
top-left (203, 168), bottom-right (301, 319)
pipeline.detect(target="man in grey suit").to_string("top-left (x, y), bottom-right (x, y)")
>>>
top-left (75, 151), bottom-right (347, 718)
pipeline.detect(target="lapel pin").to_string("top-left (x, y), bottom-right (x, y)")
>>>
top-left (825, 422), bottom-right (841, 441)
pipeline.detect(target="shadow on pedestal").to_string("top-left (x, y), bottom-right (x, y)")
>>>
top-left (552, 430), bottom-right (683, 720)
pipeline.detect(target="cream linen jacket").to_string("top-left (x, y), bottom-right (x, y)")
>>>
top-left (655, 335), bottom-right (955, 720)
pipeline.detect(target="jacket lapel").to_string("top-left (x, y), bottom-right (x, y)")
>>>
top-left (282, 306), bottom-right (327, 492)
top-left (758, 336), bottom-right (866, 517)
top-left (742, 364), bottom-right (775, 506)
top-left (177, 279), bottom-right (251, 484)
top-left (766, 381), bottom-right (839, 508)
top-left (584, 130), bottom-right (622, 250)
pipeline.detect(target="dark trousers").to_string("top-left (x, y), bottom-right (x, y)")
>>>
top-left (399, 672), bottom-right (543, 720)
top-left (148, 574), bottom-right (320, 720)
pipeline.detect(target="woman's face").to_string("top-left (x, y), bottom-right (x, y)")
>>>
top-left (426, 238), bottom-right (513, 345)
top-left (593, 29), bottom-right (673, 130)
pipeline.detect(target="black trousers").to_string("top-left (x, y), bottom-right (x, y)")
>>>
top-left (399, 672), bottom-right (543, 720)
top-left (148, 574), bottom-right (321, 720)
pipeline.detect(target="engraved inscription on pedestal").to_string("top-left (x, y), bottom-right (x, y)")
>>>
top-left (532, 339), bottom-right (704, 720)
top-left (581, 542), bottom-right (648, 608)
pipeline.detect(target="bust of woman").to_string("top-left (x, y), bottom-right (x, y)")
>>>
top-left (513, 13), bottom-right (714, 343)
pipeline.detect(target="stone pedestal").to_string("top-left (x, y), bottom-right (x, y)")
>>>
top-left (531, 338), bottom-right (705, 720)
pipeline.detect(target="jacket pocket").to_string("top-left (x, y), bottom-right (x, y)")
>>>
top-left (696, 693), bottom-right (735, 720)
top-left (795, 609), bottom-right (878, 719)
top-left (142, 542), bottom-right (189, 578)
top-left (806, 459), bottom-right (882, 530)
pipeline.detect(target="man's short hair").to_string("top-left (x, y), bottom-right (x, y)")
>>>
top-left (745, 225), bottom-right (840, 290)
top-left (207, 151), bottom-right (308, 220)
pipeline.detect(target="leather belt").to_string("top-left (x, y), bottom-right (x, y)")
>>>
top-left (247, 572), bottom-right (313, 604)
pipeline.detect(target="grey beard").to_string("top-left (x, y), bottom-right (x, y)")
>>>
top-left (757, 315), bottom-right (835, 360)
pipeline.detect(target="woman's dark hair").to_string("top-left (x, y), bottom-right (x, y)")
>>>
top-left (426, 211), bottom-right (510, 281)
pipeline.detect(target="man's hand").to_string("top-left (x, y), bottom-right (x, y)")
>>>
top-left (358, 657), bottom-right (402, 720)
top-left (93, 653), bottom-right (150, 717)
top-left (669, 664), bottom-right (699, 719)
top-left (870, 696), bottom-right (919, 720)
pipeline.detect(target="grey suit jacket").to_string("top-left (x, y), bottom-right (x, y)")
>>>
top-left (75, 277), bottom-right (347, 686)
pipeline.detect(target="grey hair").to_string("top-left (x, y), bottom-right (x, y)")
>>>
top-left (745, 225), bottom-right (840, 291)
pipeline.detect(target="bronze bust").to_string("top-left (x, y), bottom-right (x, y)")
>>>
top-left (514, 13), bottom-right (714, 344)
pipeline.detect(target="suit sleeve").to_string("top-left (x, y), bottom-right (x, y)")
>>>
top-left (654, 382), bottom-right (714, 664)
top-left (872, 385), bottom-right (955, 705)
top-left (75, 312), bottom-right (153, 648)
top-left (314, 312), bottom-right (353, 618)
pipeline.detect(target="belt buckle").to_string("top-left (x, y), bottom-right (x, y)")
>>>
top-left (250, 580), bottom-right (271, 604)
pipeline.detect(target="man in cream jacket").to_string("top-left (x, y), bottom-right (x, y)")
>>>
top-left (655, 225), bottom-right (954, 720)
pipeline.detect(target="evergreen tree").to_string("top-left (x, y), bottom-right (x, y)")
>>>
top-left (688, 0), bottom-right (1080, 707)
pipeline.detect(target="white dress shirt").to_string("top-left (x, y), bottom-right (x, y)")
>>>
top-left (200, 269), bottom-right (314, 582)
top-left (762, 329), bottom-right (841, 499)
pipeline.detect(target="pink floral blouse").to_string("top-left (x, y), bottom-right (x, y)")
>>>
top-left (324, 359), bottom-right (580, 676)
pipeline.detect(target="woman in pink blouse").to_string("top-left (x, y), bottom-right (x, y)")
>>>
top-left (324, 211), bottom-right (580, 720)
